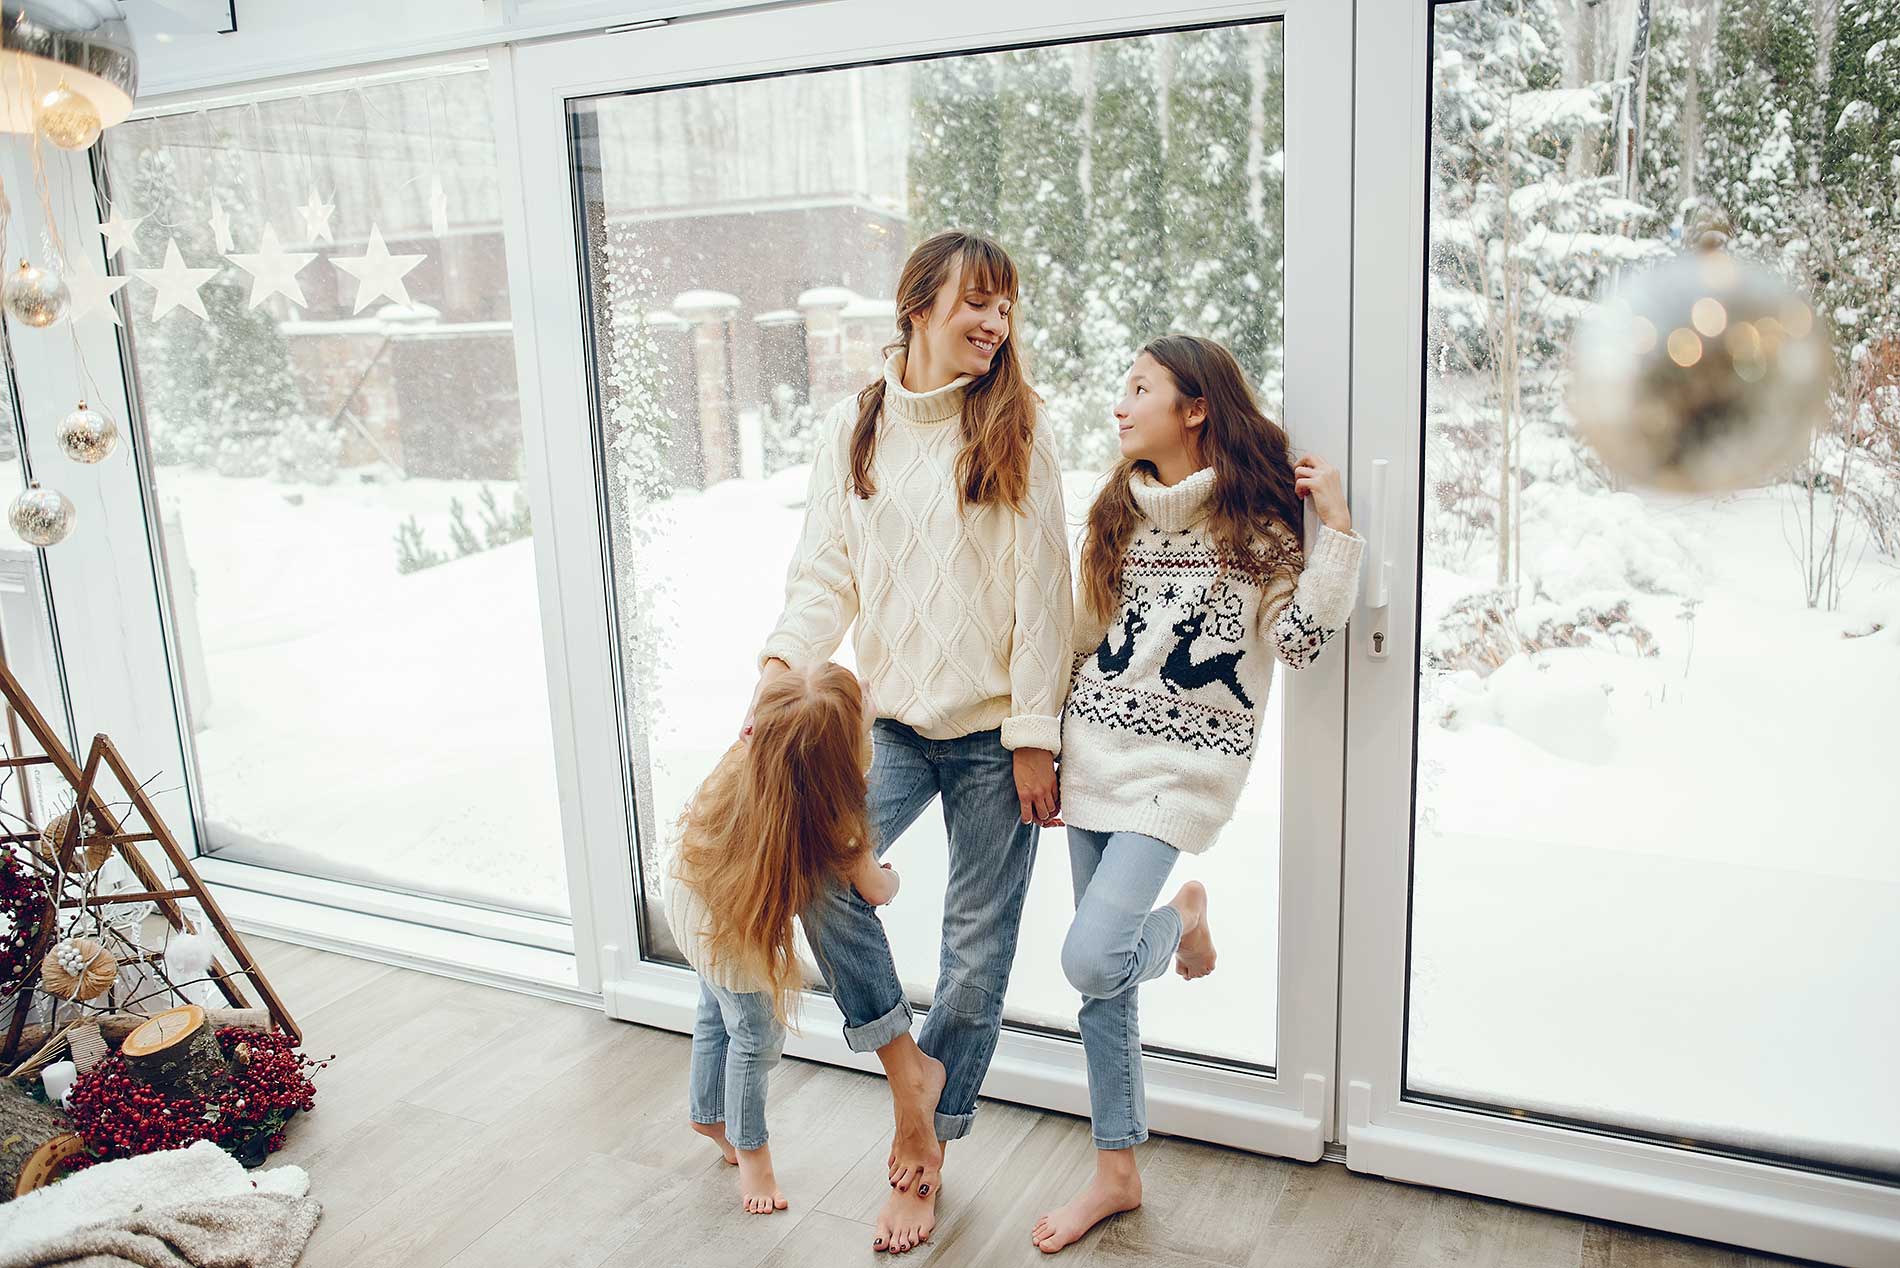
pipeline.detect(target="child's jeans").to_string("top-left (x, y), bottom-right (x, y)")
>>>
top-left (687, 978), bottom-right (784, 1151)
top-left (1061, 827), bottom-right (1184, 1150)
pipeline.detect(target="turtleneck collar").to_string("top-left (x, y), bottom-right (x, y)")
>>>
top-left (1130, 465), bottom-right (1216, 532)
top-left (882, 351), bottom-right (972, 426)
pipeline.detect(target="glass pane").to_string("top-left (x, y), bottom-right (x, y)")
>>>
top-left (573, 21), bottom-right (1287, 1065)
top-left (105, 69), bottom-right (569, 917)
top-left (1412, 0), bottom-right (1898, 1176)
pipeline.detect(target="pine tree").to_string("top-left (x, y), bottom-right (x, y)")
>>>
top-left (1253, 23), bottom-right (1288, 416)
top-left (125, 148), bottom-right (213, 466)
top-left (995, 46), bottom-right (1092, 462)
top-left (909, 55), bottom-right (1002, 241)
top-left (1163, 28), bottom-right (1272, 386)
top-left (1636, 0), bottom-right (1694, 223)
top-left (1077, 37), bottom-right (1169, 464)
top-left (1699, 0), bottom-right (1821, 265)
top-left (1821, 0), bottom-right (1900, 211)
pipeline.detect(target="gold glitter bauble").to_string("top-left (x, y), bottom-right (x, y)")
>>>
top-left (1569, 248), bottom-right (1831, 494)
top-left (3, 260), bottom-right (70, 328)
top-left (35, 86), bottom-right (103, 151)
top-left (57, 401), bottom-right (120, 464)
top-left (8, 483), bottom-right (76, 548)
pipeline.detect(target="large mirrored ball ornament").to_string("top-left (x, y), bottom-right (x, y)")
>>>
top-left (8, 483), bottom-right (76, 548)
top-left (1569, 248), bottom-right (1829, 493)
top-left (3, 261), bottom-right (71, 329)
top-left (57, 401), bottom-right (119, 464)
top-left (36, 86), bottom-right (104, 151)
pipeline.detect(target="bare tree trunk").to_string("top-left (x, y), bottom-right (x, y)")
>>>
top-left (1680, 0), bottom-right (1720, 207)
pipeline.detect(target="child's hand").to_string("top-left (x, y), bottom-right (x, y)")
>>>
top-left (855, 862), bottom-right (900, 906)
top-left (1294, 453), bottom-right (1352, 533)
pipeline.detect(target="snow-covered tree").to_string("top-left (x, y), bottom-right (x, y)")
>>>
top-left (1699, 0), bottom-right (1821, 264)
top-left (909, 55), bottom-right (1002, 241)
top-left (1635, 0), bottom-right (1696, 221)
top-left (1428, 0), bottom-right (1665, 588)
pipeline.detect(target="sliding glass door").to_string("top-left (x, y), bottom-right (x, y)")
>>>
top-left (506, 0), bottom-right (1354, 1155)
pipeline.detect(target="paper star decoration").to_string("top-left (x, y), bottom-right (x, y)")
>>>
top-left (329, 225), bottom-right (425, 314)
top-left (226, 225), bottom-right (317, 309)
top-left (135, 240), bottom-right (220, 321)
top-left (428, 175), bottom-right (449, 239)
top-left (298, 189), bottom-right (335, 244)
top-left (96, 207), bottom-right (145, 258)
top-left (209, 197), bottom-right (235, 254)
top-left (63, 253), bottom-right (132, 327)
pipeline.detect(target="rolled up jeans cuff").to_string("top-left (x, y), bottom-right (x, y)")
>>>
top-left (842, 998), bottom-right (913, 1053)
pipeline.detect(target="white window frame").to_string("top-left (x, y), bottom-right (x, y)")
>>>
top-left (1338, 2), bottom-right (1900, 1263)
top-left (500, 0), bottom-right (1356, 1158)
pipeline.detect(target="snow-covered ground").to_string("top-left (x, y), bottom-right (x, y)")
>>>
top-left (160, 462), bottom-right (1900, 1156)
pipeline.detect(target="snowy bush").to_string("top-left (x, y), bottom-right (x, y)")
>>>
top-left (1516, 483), bottom-right (1703, 601)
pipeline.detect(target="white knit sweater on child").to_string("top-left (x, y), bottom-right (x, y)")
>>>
top-left (759, 353), bottom-right (1074, 752)
top-left (1059, 467), bottom-right (1364, 855)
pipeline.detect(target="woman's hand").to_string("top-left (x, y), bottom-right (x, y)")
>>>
top-left (1293, 454), bottom-right (1352, 534)
top-left (1013, 748), bottom-right (1062, 827)
top-left (743, 658), bottom-right (792, 739)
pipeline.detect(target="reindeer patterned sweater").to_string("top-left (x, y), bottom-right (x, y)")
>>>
top-left (1059, 467), bottom-right (1364, 855)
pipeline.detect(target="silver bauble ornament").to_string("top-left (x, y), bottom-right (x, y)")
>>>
top-left (57, 401), bottom-right (119, 464)
top-left (1569, 241), bottom-right (1830, 494)
top-left (8, 483), bottom-right (76, 548)
top-left (3, 260), bottom-right (71, 328)
top-left (35, 86), bottom-right (103, 151)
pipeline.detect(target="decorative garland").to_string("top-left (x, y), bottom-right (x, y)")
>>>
top-left (62, 1028), bottom-right (329, 1169)
top-left (0, 845), bottom-right (45, 997)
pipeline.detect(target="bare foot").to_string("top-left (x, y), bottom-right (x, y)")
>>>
top-left (873, 1183), bottom-right (939, 1254)
top-left (735, 1143), bottom-right (788, 1214)
top-left (1029, 1162), bottom-right (1142, 1254)
top-left (1171, 881), bottom-right (1217, 980)
top-left (689, 1119), bottom-right (738, 1165)
top-left (886, 1052), bottom-right (947, 1194)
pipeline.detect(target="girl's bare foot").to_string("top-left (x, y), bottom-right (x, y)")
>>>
top-left (735, 1143), bottom-right (788, 1214)
top-left (689, 1119), bottom-right (738, 1165)
top-left (1171, 881), bottom-right (1217, 979)
top-left (886, 1051), bottom-right (947, 1195)
top-left (1030, 1152), bottom-right (1142, 1254)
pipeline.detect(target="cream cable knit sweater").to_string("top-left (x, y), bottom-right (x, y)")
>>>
top-left (1060, 467), bottom-right (1364, 854)
top-left (760, 353), bottom-right (1074, 752)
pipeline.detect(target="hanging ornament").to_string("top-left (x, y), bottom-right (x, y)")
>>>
top-left (57, 401), bottom-right (120, 464)
top-left (35, 84), bottom-right (104, 151)
top-left (42, 937), bottom-right (117, 1002)
top-left (226, 225), bottom-right (316, 309)
top-left (9, 482), bottom-right (77, 547)
top-left (3, 260), bottom-right (71, 328)
top-left (1569, 218), bottom-right (1831, 494)
top-left (62, 253), bottom-right (131, 327)
top-left (209, 196), bottom-right (235, 254)
top-left (428, 175), bottom-right (449, 239)
top-left (134, 240), bottom-right (219, 321)
top-left (297, 188), bottom-right (335, 244)
top-left (95, 207), bottom-right (145, 259)
top-left (330, 224), bottom-right (426, 314)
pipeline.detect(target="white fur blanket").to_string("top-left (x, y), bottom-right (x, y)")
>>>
top-left (0, 1141), bottom-right (317, 1267)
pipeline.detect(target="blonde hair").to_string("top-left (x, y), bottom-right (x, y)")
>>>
top-left (675, 663), bottom-right (872, 1024)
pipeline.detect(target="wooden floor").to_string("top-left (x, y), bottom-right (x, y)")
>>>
top-left (252, 937), bottom-right (1820, 1268)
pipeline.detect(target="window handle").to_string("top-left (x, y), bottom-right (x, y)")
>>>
top-left (1365, 457), bottom-right (1392, 660)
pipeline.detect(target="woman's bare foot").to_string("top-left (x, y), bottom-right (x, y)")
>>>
top-left (689, 1119), bottom-right (738, 1165)
top-left (873, 1183), bottom-right (939, 1254)
top-left (1171, 881), bottom-right (1217, 980)
top-left (885, 1049), bottom-right (947, 1194)
top-left (1030, 1151), bottom-right (1143, 1254)
top-left (735, 1143), bottom-right (788, 1214)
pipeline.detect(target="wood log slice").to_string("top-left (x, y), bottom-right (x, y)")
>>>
top-left (0, 1079), bottom-right (80, 1200)
top-left (121, 1006), bottom-right (231, 1100)
top-left (14, 1007), bottom-right (269, 1054)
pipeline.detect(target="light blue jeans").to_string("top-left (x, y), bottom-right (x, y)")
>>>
top-left (1062, 827), bottom-right (1184, 1150)
top-left (688, 979), bottom-right (784, 1152)
top-left (801, 719), bottom-right (1040, 1142)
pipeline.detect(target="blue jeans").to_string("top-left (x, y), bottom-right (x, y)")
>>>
top-left (1062, 827), bottom-right (1183, 1150)
top-left (801, 719), bottom-right (1039, 1142)
top-left (688, 979), bottom-right (784, 1151)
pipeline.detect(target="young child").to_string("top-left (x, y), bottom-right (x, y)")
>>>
top-left (665, 662), bottom-right (899, 1214)
top-left (1030, 335), bottom-right (1363, 1254)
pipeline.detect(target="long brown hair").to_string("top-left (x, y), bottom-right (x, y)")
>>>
top-left (1080, 334), bottom-right (1306, 623)
top-left (676, 663), bottom-right (872, 1025)
top-left (849, 230), bottom-right (1038, 512)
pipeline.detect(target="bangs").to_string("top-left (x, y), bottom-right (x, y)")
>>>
top-left (958, 239), bottom-right (1019, 301)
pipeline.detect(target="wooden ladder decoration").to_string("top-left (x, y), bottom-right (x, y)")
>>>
top-left (0, 656), bottom-right (297, 1063)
